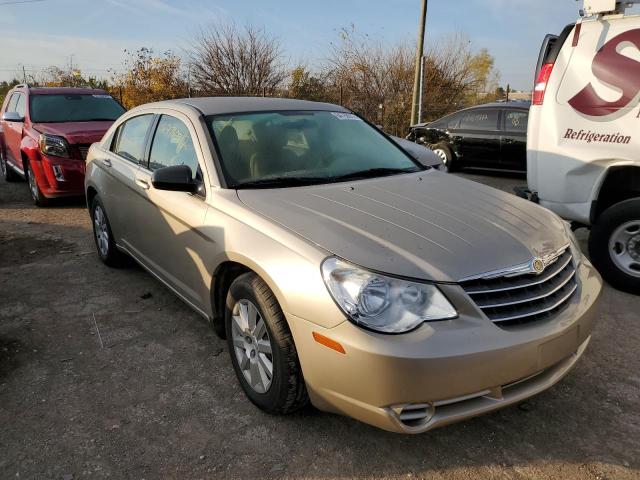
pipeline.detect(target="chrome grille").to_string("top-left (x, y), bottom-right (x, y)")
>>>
top-left (461, 249), bottom-right (577, 326)
top-left (78, 145), bottom-right (90, 160)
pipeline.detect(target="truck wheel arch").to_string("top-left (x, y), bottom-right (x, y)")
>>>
top-left (591, 165), bottom-right (640, 224)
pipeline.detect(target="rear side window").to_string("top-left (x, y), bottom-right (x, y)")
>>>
top-left (148, 115), bottom-right (200, 179)
top-left (459, 110), bottom-right (499, 130)
top-left (503, 110), bottom-right (528, 133)
top-left (112, 115), bottom-right (154, 163)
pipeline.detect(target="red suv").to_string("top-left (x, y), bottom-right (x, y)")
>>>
top-left (0, 85), bottom-right (125, 205)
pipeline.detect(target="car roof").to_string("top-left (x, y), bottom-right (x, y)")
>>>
top-left (411, 101), bottom-right (531, 128)
top-left (137, 96), bottom-right (351, 116)
top-left (14, 86), bottom-right (109, 96)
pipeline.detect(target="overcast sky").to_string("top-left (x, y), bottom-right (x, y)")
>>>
top-left (0, 0), bottom-right (582, 90)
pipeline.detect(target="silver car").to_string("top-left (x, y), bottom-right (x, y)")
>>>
top-left (85, 97), bottom-right (601, 433)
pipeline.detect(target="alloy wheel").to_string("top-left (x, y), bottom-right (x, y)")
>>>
top-left (432, 148), bottom-right (449, 172)
top-left (609, 220), bottom-right (640, 278)
top-left (230, 299), bottom-right (274, 394)
top-left (93, 205), bottom-right (110, 257)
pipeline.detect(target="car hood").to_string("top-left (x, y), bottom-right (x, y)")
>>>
top-left (33, 121), bottom-right (114, 145)
top-left (236, 171), bottom-right (568, 282)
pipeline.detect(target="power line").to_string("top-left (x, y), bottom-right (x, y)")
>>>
top-left (0, 0), bottom-right (46, 5)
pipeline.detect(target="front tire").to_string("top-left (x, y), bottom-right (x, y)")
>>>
top-left (589, 199), bottom-right (640, 294)
top-left (225, 272), bottom-right (308, 414)
top-left (431, 143), bottom-right (456, 172)
top-left (25, 162), bottom-right (49, 206)
top-left (91, 195), bottom-right (126, 267)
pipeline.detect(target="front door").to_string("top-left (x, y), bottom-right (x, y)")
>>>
top-left (452, 108), bottom-right (501, 168)
top-left (2, 93), bottom-right (26, 171)
top-left (129, 113), bottom-right (212, 312)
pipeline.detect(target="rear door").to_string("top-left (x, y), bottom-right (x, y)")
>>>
top-left (453, 108), bottom-right (501, 167)
top-left (101, 113), bottom-right (155, 248)
top-left (500, 108), bottom-right (529, 171)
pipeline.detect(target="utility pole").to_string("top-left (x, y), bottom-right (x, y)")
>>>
top-left (22, 65), bottom-right (27, 84)
top-left (411, 0), bottom-right (428, 126)
top-left (417, 56), bottom-right (425, 124)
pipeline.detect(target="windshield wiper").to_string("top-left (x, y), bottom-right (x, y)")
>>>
top-left (234, 176), bottom-right (327, 189)
top-left (328, 167), bottom-right (421, 183)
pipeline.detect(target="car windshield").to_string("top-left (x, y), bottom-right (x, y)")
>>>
top-left (207, 111), bottom-right (423, 189)
top-left (29, 94), bottom-right (126, 123)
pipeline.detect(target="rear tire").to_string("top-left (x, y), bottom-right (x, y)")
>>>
top-left (589, 198), bottom-right (640, 294)
top-left (0, 149), bottom-right (20, 182)
top-left (91, 195), bottom-right (126, 268)
top-left (431, 143), bottom-right (456, 172)
top-left (25, 161), bottom-right (49, 207)
top-left (225, 272), bottom-right (308, 414)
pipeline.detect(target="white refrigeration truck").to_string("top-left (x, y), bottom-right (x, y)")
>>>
top-left (526, 0), bottom-right (640, 294)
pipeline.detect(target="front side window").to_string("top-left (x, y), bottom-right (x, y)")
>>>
top-left (503, 110), bottom-right (528, 133)
top-left (459, 109), bottom-right (499, 131)
top-left (113, 115), bottom-right (154, 163)
top-left (208, 111), bottom-right (421, 188)
top-left (148, 115), bottom-right (200, 179)
top-left (14, 94), bottom-right (26, 118)
top-left (29, 94), bottom-right (125, 123)
top-left (5, 93), bottom-right (19, 113)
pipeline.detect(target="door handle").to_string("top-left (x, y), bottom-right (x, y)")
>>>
top-left (136, 178), bottom-right (150, 190)
top-left (102, 158), bottom-right (112, 167)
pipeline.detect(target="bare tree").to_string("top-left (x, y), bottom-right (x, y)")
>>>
top-left (421, 34), bottom-right (500, 120)
top-left (325, 27), bottom-right (414, 135)
top-left (188, 23), bottom-right (287, 96)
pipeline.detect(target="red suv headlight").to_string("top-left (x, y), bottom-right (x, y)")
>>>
top-left (39, 133), bottom-right (70, 158)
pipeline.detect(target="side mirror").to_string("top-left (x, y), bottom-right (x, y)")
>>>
top-left (151, 165), bottom-right (199, 193)
top-left (390, 136), bottom-right (444, 170)
top-left (2, 111), bottom-right (24, 123)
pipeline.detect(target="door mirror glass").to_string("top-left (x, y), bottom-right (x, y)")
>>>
top-left (2, 111), bottom-right (24, 123)
top-left (151, 164), bottom-right (199, 193)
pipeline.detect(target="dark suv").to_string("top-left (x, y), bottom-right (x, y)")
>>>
top-left (0, 85), bottom-right (125, 205)
top-left (407, 101), bottom-right (531, 173)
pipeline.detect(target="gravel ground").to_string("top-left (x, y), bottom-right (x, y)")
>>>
top-left (0, 170), bottom-right (639, 480)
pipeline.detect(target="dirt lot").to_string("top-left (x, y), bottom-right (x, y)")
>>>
top-left (1, 171), bottom-right (639, 480)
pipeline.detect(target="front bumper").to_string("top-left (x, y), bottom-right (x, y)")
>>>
top-left (31, 154), bottom-right (86, 198)
top-left (287, 260), bottom-right (601, 433)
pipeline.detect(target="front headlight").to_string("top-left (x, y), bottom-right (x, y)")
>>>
top-left (321, 257), bottom-right (457, 334)
top-left (564, 222), bottom-right (583, 266)
top-left (39, 134), bottom-right (69, 158)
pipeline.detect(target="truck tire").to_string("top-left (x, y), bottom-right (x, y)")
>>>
top-left (589, 198), bottom-right (640, 294)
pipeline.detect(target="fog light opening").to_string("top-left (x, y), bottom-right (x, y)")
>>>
top-left (52, 165), bottom-right (65, 181)
top-left (392, 403), bottom-right (435, 428)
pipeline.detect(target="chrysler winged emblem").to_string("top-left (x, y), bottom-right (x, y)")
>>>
top-left (531, 258), bottom-right (545, 274)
